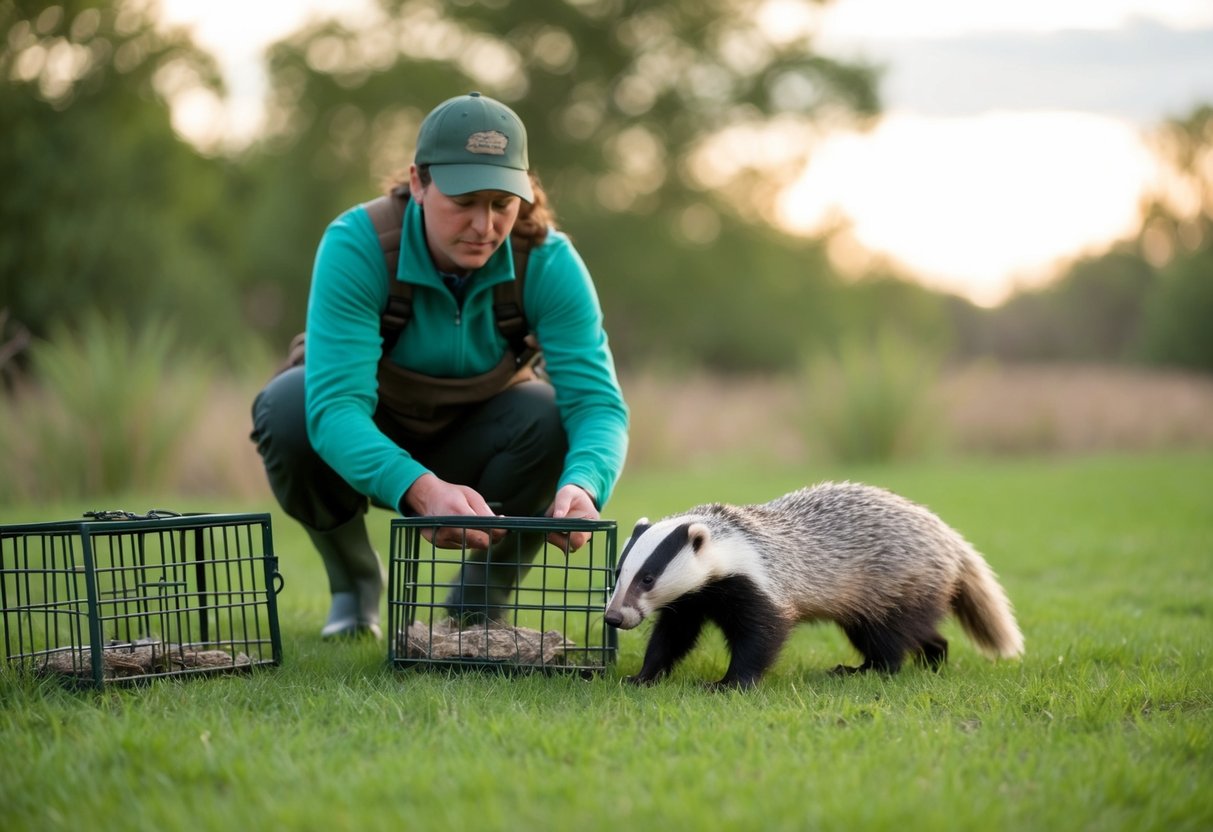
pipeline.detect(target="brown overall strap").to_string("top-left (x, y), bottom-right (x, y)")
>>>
top-left (493, 237), bottom-right (534, 366)
top-left (363, 189), bottom-right (412, 352)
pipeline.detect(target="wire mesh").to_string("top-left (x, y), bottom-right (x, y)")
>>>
top-left (0, 512), bottom-right (283, 688)
top-left (388, 516), bottom-right (616, 677)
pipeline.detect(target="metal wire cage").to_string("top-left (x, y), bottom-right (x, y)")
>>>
top-left (0, 511), bottom-right (283, 688)
top-left (388, 516), bottom-right (616, 677)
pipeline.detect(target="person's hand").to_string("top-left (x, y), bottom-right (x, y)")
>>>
top-left (402, 473), bottom-right (505, 549)
top-left (545, 484), bottom-right (598, 552)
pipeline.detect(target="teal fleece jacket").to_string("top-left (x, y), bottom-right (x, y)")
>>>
top-left (303, 197), bottom-right (629, 514)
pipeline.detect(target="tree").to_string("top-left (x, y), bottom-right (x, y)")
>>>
top-left (1132, 105), bottom-right (1213, 371)
top-left (1136, 246), bottom-right (1213, 370)
top-left (0, 0), bottom-right (248, 358)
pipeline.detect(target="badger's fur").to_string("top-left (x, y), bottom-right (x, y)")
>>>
top-left (604, 482), bottom-right (1024, 689)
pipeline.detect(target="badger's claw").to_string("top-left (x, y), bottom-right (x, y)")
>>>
top-left (707, 677), bottom-right (759, 692)
top-left (830, 663), bottom-right (864, 676)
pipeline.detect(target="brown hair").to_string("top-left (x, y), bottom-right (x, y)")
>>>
top-left (383, 166), bottom-right (555, 249)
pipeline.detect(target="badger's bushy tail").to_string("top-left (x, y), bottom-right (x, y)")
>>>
top-left (952, 547), bottom-right (1024, 659)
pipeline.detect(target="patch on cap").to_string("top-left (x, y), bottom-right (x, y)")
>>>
top-left (465, 130), bottom-right (508, 156)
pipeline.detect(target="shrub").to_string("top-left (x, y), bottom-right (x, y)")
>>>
top-left (0, 314), bottom-right (213, 502)
top-left (800, 329), bottom-right (943, 464)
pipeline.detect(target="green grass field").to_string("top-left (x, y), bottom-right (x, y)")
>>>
top-left (2, 452), bottom-right (1211, 831)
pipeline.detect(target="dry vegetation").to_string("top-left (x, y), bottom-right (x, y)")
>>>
top-left (186, 363), bottom-right (1213, 500)
top-left (177, 380), bottom-right (273, 500)
top-left (939, 363), bottom-right (1213, 455)
top-left (635, 363), bottom-right (1213, 467)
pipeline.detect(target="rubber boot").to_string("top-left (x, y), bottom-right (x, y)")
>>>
top-left (308, 514), bottom-right (385, 640)
top-left (444, 531), bottom-right (546, 625)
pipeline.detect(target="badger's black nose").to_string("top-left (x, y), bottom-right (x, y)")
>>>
top-left (604, 610), bottom-right (623, 628)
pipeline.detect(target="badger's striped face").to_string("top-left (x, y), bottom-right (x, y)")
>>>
top-left (604, 517), bottom-right (713, 629)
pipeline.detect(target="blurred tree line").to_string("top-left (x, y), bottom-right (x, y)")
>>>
top-left (951, 105), bottom-right (1213, 373)
top-left (3, 0), bottom-right (1211, 377)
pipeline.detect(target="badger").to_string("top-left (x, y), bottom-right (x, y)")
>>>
top-left (604, 482), bottom-right (1024, 689)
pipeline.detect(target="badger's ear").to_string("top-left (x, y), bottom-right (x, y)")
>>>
top-left (631, 518), bottom-right (650, 536)
top-left (687, 522), bottom-right (712, 553)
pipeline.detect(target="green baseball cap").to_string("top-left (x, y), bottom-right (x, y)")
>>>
top-left (415, 92), bottom-right (533, 202)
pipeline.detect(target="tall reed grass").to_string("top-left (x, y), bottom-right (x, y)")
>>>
top-left (0, 314), bottom-right (214, 503)
top-left (799, 329), bottom-right (943, 463)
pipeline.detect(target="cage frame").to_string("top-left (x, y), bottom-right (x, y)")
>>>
top-left (0, 511), bottom-right (284, 688)
top-left (388, 515), bottom-right (617, 677)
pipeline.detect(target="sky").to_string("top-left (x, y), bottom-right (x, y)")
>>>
top-left (158, 0), bottom-right (1213, 306)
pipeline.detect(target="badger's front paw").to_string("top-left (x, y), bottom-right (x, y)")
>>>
top-left (829, 663), bottom-right (863, 676)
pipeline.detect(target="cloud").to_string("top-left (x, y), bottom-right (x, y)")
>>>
top-left (847, 20), bottom-right (1213, 123)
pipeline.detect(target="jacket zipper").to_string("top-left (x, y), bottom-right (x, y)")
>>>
top-left (451, 297), bottom-right (464, 370)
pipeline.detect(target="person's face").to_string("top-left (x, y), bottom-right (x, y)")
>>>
top-left (410, 165), bottom-right (522, 274)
